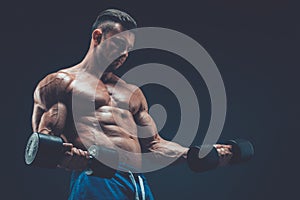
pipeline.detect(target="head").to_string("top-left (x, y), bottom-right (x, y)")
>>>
top-left (90, 9), bottom-right (137, 71)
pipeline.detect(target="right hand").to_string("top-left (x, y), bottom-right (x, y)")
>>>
top-left (57, 143), bottom-right (90, 171)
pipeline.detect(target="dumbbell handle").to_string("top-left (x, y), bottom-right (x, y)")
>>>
top-left (57, 144), bottom-right (118, 178)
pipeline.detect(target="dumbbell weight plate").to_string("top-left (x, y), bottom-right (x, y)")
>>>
top-left (224, 139), bottom-right (254, 164)
top-left (24, 133), bottom-right (64, 168)
top-left (25, 132), bottom-right (40, 165)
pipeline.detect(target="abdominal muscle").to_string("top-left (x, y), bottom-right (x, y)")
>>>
top-left (67, 110), bottom-right (143, 171)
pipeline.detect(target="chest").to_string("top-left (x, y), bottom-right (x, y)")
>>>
top-left (71, 77), bottom-right (141, 115)
top-left (103, 83), bottom-right (141, 114)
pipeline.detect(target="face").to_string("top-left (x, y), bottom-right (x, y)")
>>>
top-left (97, 23), bottom-right (135, 72)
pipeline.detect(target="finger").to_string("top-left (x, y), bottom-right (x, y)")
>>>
top-left (222, 145), bottom-right (232, 151)
top-left (84, 150), bottom-right (89, 158)
top-left (72, 147), bottom-right (80, 155)
top-left (78, 149), bottom-right (86, 157)
top-left (71, 148), bottom-right (89, 170)
top-left (62, 143), bottom-right (73, 152)
top-left (213, 144), bottom-right (231, 149)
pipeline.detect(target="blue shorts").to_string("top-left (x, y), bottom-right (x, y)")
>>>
top-left (68, 170), bottom-right (154, 200)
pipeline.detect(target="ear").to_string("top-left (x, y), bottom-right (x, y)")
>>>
top-left (92, 29), bottom-right (102, 46)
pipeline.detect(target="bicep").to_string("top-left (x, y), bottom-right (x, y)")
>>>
top-left (132, 88), bottom-right (161, 149)
top-left (31, 72), bottom-right (71, 136)
top-left (133, 88), bottom-right (188, 157)
top-left (129, 87), bottom-right (189, 164)
top-left (136, 110), bottom-right (188, 161)
top-left (135, 109), bottom-right (162, 150)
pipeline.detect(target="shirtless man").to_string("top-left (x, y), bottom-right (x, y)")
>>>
top-left (31, 9), bottom-right (232, 200)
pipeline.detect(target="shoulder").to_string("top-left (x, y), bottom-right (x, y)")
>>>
top-left (37, 70), bottom-right (74, 88)
top-left (34, 70), bottom-right (74, 109)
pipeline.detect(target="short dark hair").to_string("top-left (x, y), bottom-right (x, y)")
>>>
top-left (92, 9), bottom-right (137, 33)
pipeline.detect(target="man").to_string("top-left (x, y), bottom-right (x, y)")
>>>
top-left (31, 9), bottom-right (232, 200)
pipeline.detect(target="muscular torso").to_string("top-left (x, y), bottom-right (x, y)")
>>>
top-left (33, 66), bottom-right (148, 169)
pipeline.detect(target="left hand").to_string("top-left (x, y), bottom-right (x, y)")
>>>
top-left (213, 144), bottom-right (233, 166)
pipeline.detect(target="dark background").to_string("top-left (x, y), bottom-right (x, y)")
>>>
top-left (2, 0), bottom-right (299, 199)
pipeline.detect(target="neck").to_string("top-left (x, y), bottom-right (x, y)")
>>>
top-left (78, 49), bottom-right (111, 79)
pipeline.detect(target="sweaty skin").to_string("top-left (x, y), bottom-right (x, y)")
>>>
top-left (32, 67), bottom-right (189, 171)
top-left (31, 22), bottom-right (232, 172)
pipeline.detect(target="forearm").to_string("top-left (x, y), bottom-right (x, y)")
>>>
top-left (32, 102), bottom-right (67, 137)
top-left (148, 139), bottom-right (189, 165)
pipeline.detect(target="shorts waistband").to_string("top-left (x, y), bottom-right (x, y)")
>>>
top-left (117, 162), bottom-right (142, 176)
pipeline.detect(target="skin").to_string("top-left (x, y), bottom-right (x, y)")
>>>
top-left (32, 22), bottom-right (232, 172)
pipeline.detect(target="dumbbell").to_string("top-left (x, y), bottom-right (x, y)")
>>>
top-left (24, 133), bottom-right (119, 178)
top-left (187, 139), bottom-right (254, 172)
